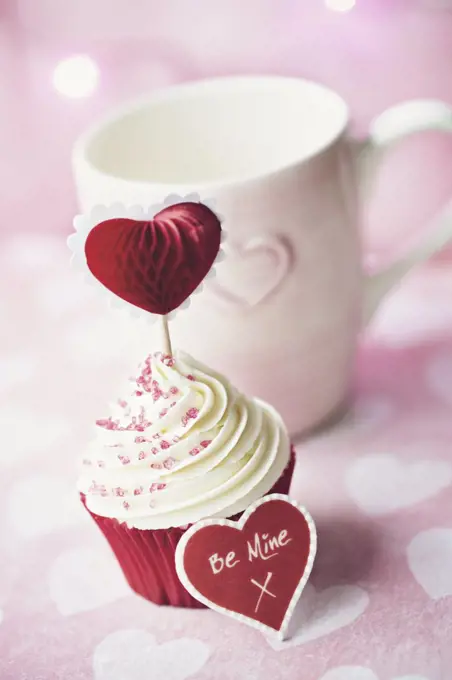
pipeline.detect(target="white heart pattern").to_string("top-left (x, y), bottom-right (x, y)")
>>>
top-left (208, 236), bottom-right (291, 308)
top-left (407, 528), bottom-right (452, 599)
top-left (267, 583), bottom-right (369, 650)
top-left (93, 629), bottom-right (210, 680)
top-left (7, 474), bottom-right (86, 538)
top-left (345, 454), bottom-right (452, 515)
top-left (349, 394), bottom-right (396, 431)
top-left (319, 669), bottom-right (429, 680)
top-left (48, 546), bottom-right (130, 615)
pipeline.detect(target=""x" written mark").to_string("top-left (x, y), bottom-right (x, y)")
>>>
top-left (251, 572), bottom-right (277, 612)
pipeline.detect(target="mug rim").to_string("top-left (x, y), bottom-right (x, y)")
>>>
top-left (73, 74), bottom-right (350, 193)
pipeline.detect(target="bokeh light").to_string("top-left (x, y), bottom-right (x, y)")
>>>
top-left (325, 0), bottom-right (356, 12)
top-left (52, 55), bottom-right (99, 98)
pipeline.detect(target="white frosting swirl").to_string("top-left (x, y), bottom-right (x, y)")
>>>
top-left (78, 351), bottom-right (290, 529)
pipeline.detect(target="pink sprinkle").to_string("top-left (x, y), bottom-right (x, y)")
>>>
top-left (189, 447), bottom-right (200, 456)
top-left (161, 354), bottom-right (175, 367)
top-left (163, 457), bottom-right (176, 470)
top-left (170, 401), bottom-right (177, 408)
top-left (153, 433), bottom-right (161, 440)
top-left (138, 451), bottom-right (147, 460)
top-left (149, 482), bottom-right (167, 493)
top-left (200, 440), bottom-right (212, 449)
top-left (133, 486), bottom-right (144, 496)
top-left (172, 436), bottom-right (180, 443)
top-left (187, 374), bottom-right (195, 381)
top-left (170, 386), bottom-right (179, 395)
top-left (113, 487), bottom-right (125, 497)
top-left (160, 439), bottom-right (170, 450)
top-left (118, 399), bottom-right (128, 408)
top-left (130, 355), bottom-right (155, 397)
top-left (118, 455), bottom-right (131, 465)
top-left (135, 436), bottom-right (146, 444)
top-left (97, 413), bottom-right (152, 433)
top-left (123, 501), bottom-right (130, 511)
top-left (96, 417), bottom-right (119, 431)
top-left (159, 408), bottom-right (168, 418)
top-left (182, 408), bottom-right (199, 427)
top-left (152, 379), bottom-right (163, 400)
top-left (89, 481), bottom-right (108, 497)
top-left (150, 463), bottom-right (163, 470)
top-left (151, 447), bottom-right (159, 455)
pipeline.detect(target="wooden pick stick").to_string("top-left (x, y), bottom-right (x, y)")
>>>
top-left (161, 314), bottom-right (173, 356)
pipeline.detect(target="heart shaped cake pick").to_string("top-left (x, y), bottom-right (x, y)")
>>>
top-left (175, 494), bottom-right (317, 639)
top-left (68, 196), bottom-right (223, 355)
top-left (84, 201), bottom-right (222, 315)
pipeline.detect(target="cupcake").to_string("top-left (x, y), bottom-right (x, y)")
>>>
top-left (79, 350), bottom-right (295, 607)
top-left (70, 196), bottom-right (295, 607)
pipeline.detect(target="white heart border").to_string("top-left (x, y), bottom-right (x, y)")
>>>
top-left (175, 493), bottom-right (317, 640)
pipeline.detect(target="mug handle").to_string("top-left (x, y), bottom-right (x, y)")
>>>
top-left (354, 99), bottom-right (452, 326)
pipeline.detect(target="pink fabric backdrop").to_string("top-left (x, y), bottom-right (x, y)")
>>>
top-left (1, 1), bottom-right (452, 679)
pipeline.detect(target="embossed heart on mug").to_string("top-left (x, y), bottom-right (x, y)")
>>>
top-left (208, 236), bottom-right (292, 308)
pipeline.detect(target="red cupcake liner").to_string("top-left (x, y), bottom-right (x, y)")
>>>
top-left (81, 447), bottom-right (296, 608)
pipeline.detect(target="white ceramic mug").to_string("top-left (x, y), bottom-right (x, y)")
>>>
top-left (73, 76), bottom-right (452, 437)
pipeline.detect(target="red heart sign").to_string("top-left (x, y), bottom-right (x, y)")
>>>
top-left (175, 494), bottom-right (317, 638)
top-left (84, 202), bottom-right (222, 315)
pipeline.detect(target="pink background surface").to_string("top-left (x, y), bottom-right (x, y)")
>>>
top-left (1, 1), bottom-right (452, 678)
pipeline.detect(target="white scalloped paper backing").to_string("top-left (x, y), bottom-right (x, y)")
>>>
top-left (67, 193), bottom-right (226, 322)
top-left (175, 493), bottom-right (317, 641)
